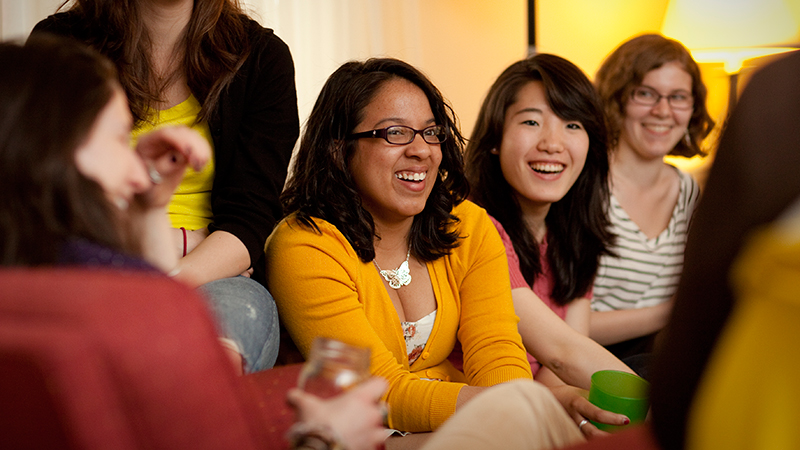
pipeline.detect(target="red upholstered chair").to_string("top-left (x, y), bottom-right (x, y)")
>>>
top-left (0, 268), bottom-right (301, 449)
top-left (563, 424), bottom-right (662, 450)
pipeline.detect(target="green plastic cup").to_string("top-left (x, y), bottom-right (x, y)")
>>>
top-left (588, 370), bottom-right (650, 432)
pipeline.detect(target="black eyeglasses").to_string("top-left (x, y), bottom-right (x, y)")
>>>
top-left (348, 125), bottom-right (447, 145)
top-left (630, 86), bottom-right (694, 110)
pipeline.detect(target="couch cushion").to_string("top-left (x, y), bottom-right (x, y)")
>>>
top-left (0, 268), bottom-right (268, 449)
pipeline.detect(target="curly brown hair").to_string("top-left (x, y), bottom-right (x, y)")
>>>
top-left (282, 58), bottom-right (469, 263)
top-left (595, 34), bottom-right (715, 158)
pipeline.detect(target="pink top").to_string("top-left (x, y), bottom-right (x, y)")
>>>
top-left (490, 216), bottom-right (592, 374)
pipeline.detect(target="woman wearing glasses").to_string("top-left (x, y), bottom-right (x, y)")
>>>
top-left (264, 58), bottom-right (615, 446)
top-left (590, 34), bottom-right (715, 368)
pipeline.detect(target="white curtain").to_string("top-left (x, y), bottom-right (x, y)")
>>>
top-left (242, 0), bottom-right (423, 133)
top-left (0, 0), bottom-right (64, 41)
top-left (1, 0), bottom-right (527, 144)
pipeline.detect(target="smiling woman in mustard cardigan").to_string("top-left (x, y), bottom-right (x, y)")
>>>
top-left (266, 58), bottom-right (630, 444)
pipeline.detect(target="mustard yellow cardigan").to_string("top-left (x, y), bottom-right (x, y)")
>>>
top-left (265, 200), bottom-right (532, 432)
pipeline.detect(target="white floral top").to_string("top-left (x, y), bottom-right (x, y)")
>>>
top-left (401, 310), bottom-right (437, 365)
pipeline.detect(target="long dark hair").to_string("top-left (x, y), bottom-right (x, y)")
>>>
top-left (595, 34), bottom-right (715, 157)
top-left (0, 35), bottom-right (130, 265)
top-left (466, 54), bottom-right (613, 305)
top-left (55, 0), bottom-right (253, 125)
top-left (282, 58), bottom-right (469, 263)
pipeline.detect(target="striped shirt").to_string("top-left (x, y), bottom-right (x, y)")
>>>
top-left (592, 168), bottom-right (700, 311)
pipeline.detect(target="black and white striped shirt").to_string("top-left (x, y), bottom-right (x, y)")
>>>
top-left (592, 169), bottom-right (700, 311)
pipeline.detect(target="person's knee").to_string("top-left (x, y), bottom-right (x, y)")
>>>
top-left (200, 277), bottom-right (277, 321)
top-left (424, 380), bottom-right (581, 450)
top-left (505, 379), bottom-right (553, 400)
top-left (198, 276), bottom-right (280, 372)
top-left (475, 379), bottom-right (567, 425)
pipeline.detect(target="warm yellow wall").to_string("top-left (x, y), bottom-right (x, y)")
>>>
top-left (537, 0), bottom-right (670, 78)
top-left (411, 0), bottom-right (528, 140)
top-left (286, 0), bottom-right (799, 175)
top-left (536, 0), bottom-right (800, 178)
top-left (537, 0), bottom-right (718, 175)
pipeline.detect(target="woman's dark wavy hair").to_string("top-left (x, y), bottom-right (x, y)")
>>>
top-left (281, 58), bottom-right (469, 263)
top-left (595, 34), bottom-right (715, 157)
top-left (55, 0), bottom-right (253, 125)
top-left (465, 54), bottom-right (614, 305)
top-left (0, 35), bottom-right (131, 265)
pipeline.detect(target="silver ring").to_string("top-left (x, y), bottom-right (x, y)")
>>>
top-left (379, 401), bottom-right (389, 424)
top-left (147, 162), bottom-right (162, 184)
top-left (578, 418), bottom-right (589, 430)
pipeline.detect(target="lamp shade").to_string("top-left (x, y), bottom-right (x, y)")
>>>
top-left (661, 0), bottom-right (799, 73)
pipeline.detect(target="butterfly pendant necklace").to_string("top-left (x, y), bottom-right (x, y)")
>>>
top-left (373, 248), bottom-right (411, 289)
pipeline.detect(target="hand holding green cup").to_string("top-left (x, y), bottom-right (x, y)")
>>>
top-left (588, 370), bottom-right (650, 432)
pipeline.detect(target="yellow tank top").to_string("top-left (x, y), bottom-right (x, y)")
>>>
top-left (131, 95), bottom-right (215, 230)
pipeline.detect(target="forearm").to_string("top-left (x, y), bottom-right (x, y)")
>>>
top-left (172, 230), bottom-right (250, 287)
top-left (172, 226), bottom-right (209, 257)
top-left (543, 337), bottom-right (634, 390)
top-left (565, 298), bottom-right (591, 336)
top-left (514, 288), bottom-right (632, 390)
top-left (534, 299), bottom-right (590, 387)
top-left (589, 301), bottom-right (672, 345)
top-left (534, 366), bottom-right (566, 387)
top-left (133, 208), bottom-right (179, 272)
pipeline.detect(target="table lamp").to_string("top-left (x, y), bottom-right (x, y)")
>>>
top-left (661, 0), bottom-right (799, 113)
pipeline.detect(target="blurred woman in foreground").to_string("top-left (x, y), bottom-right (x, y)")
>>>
top-left (0, 34), bottom-right (208, 272)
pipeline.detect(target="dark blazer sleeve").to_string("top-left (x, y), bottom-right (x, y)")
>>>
top-left (31, 12), bottom-right (87, 41)
top-left (208, 22), bottom-right (299, 273)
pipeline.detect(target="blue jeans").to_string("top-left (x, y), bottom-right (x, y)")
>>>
top-left (198, 276), bottom-right (279, 373)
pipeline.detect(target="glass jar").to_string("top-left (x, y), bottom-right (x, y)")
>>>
top-left (297, 337), bottom-right (371, 398)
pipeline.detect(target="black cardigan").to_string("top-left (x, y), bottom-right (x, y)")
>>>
top-left (32, 13), bottom-right (300, 286)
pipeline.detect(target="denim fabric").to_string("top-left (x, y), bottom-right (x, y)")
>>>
top-left (198, 276), bottom-right (279, 373)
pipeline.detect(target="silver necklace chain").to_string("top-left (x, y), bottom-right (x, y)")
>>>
top-left (373, 248), bottom-right (411, 289)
